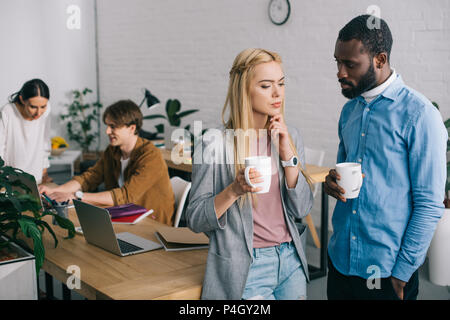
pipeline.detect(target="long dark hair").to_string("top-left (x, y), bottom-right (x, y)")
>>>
top-left (9, 79), bottom-right (50, 105)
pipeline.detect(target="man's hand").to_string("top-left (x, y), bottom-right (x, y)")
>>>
top-left (324, 169), bottom-right (365, 202)
top-left (390, 276), bottom-right (406, 300)
top-left (324, 169), bottom-right (346, 202)
top-left (38, 184), bottom-right (57, 195)
top-left (45, 191), bottom-right (75, 204)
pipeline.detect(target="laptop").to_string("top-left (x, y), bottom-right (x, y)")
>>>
top-left (11, 174), bottom-right (44, 210)
top-left (73, 199), bottom-right (162, 256)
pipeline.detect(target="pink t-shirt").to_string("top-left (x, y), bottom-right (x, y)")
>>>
top-left (251, 136), bottom-right (292, 248)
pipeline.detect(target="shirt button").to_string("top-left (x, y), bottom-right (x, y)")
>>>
top-left (366, 108), bottom-right (370, 112)
top-left (361, 133), bottom-right (365, 137)
top-left (358, 159), bottom-right (362, 162)
top-left (352, 236), bottom-right (356, 240)
top-left (352, 210), bottom-right (356, 214)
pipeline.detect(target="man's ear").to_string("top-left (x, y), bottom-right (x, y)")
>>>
top-left (19, 95), bottom-right (25, 105)
top-left (129, 124), bottom-right (137, 135)
top-left (374, 52), bottom-right (388, 69)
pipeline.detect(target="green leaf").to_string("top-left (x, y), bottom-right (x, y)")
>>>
top-left (155, 124), bottom-right (165, 134)
top-left (177, 109), bottom-right (199, 118)
top-left (444, 118), bottom-right (450, 129)
top-left (142, 114), bottom-right (167, 120)
top-left (169, 114), bottom-right (181, 127)
top-left (432, 101), bottom-right (439, 109)
top-left (17, 217), bottom-right (45, 273)
top-left (52, 215), bottom-right (76, 240)
top-left (166, 99), bottom-right (181, 118)
top-left (82, 88), bottom-right (92, 95)
top-left (34, 218), bottom-right (59, 248)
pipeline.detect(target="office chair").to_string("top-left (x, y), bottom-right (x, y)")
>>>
top-left (170, 176), bottom-right (191, 228)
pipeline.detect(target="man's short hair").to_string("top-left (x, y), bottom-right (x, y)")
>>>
top-left (338, 14), bottom-right (393, 62)
top-left (102, 100), bottom-right (143, 135)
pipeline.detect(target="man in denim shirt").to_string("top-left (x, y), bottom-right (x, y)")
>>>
top-left (324, 15), bottom-right (447, 300)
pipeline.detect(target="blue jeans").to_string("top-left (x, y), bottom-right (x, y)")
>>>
top-left (242, 242), bottom-right (307, 300)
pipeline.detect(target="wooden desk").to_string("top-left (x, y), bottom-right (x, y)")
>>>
top-left (39, 210), bottom-right (207, 300)
top-left (160, 148), bottom-right (192, 173)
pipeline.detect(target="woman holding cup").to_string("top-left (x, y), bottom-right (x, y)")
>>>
top-left (186, 48), bottom-right (313, 300)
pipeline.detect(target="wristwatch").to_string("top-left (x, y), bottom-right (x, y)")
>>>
top-left (75, 190), bottom-right (84, 200)
top-left (281, 156), bottom-right (299, 167)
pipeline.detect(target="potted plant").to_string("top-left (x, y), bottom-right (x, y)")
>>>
top-left (432, 102), bottom-right (450, 207)
top-left (138, 90), bottom-right (199, 144)
top-left (428, 101), bottom-right (450, 286)
top-left (60, 88), bottom-right (103, 161)
top-left (0, 157), bottom-right (75, 298)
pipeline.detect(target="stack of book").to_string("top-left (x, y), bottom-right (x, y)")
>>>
top-left (107, 204), bottom-right (153, 224)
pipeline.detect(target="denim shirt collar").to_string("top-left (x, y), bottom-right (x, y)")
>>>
top-left (356, 74), bottom-right (404, 105)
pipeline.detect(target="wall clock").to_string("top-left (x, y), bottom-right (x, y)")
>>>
top-left (268, 0), bottom-right (291, 25)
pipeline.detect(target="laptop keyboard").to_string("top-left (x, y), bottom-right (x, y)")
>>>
top-left (117, 238), bottom-right (143, 254)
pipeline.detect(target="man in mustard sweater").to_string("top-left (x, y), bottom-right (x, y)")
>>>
top-left (39, 100), bottom-right (175, 226)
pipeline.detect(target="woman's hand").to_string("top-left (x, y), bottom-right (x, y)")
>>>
top-left (230, 168), bottom-right (263, 196)
top-left (214, 168), bottom-right (263, 219)
top-left (269, 115), bottom-right (293, 160)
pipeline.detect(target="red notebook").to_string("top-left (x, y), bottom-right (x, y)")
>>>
top-left (107, 203), bottom-right (148, 218)
top-left (111, 209), bottom-right (154, 224)
top-left (106, 203), bottom-right (154, 225)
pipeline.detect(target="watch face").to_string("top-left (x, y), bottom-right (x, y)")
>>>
top-left (293, 157), bottom-right (298, 165)
top-left (269, 0), bottom-right (291, 25)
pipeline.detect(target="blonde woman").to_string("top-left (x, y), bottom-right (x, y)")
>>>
top-left (186, 48), bottom-right (313, 300)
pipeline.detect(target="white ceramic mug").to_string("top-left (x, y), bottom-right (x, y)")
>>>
top-left (336, 162), bottom-right (363, 199)
top-left (244, 156), bottom-right (271, 194)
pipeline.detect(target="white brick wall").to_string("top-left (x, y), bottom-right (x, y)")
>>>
top-left (0, 0), bottom-right (97, 142)
top-left (96, 0), bottom-right (450, 228)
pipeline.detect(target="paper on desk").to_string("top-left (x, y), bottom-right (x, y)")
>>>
top-left (156, 226), bottom-right (209, 244)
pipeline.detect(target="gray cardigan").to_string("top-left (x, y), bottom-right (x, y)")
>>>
top-left (186, 126), bottom-right (314, 300)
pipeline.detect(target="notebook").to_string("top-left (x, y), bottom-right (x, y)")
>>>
top-left (106, 203), bottom-right (154, 225)
top-left (111, 209), bottom-right (153, 224)
top-left (155, 226), bottom-right (209, 251)
top-left (107, 203), bottom-right (148, 218)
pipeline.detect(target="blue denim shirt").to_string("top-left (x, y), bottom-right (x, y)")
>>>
top-left (328, 74), bottom-right (448, 282)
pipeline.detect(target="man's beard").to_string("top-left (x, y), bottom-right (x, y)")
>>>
top-left (340, 62), bottom-right (377, 99)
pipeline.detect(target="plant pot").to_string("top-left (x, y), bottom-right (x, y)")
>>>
top-left (0, 237), bottom-right (38, 300)
top-left (427, 208), bottom-right (450, 286)
top-left (51, 147), bottom-right (67, 157)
